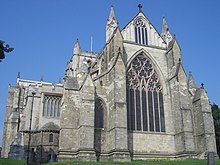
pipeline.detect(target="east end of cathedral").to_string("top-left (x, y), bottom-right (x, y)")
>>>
top-left (1, 5), bottom-right (218, 163)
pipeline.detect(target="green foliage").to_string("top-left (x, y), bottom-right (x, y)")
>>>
top-left (212, 103), bottom-right (220, 156)
top-left (0, 40), bottom-right (14, 62)
top-left (0, 158), bottom-right (25, 165)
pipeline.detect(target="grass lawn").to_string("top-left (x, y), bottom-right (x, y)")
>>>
top-left (44, 159), bottom-right (220, 165)
top-left (0, 158), bottom-right (25, 165)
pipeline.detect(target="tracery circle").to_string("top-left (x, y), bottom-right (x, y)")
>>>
top-left (127, 54), bottom-right (162, 91)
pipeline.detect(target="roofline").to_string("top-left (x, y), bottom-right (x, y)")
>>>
top-left (17, 79), bottom-right (63, 87)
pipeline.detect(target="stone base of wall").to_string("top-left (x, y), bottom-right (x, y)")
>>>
top-left (99, 150), bottom-right (131, 162)
top-left (197, 151), bottom-right (219, 160)
top-left (58, 149), bottom-right (96, 162)
top-left (131, 151), bottom-right (198, 160)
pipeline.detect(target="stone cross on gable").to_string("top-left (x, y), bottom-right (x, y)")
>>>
top-left (138, 4), bottom-right (143, 12)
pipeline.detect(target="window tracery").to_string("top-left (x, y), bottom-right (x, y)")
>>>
top-left (127, 53), bottom-right (165, 132)
top-left (134, 18), bottom-right (148, 45)
top-left (43, 95), bottom-right (62, 118)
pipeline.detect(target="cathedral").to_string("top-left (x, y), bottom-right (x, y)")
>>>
top-left (2, 5), bottom-right (217, 163)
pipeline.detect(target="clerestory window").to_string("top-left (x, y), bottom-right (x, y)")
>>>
top-left (43, 95), bottom-right (62, 118)
top-left (126, 53), bottom-right (165, 132)
top-left (134, 19), bottom-right (148, 45)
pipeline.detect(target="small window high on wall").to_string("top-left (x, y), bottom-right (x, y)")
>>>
top-left (134, 18), bottom-right (148, 45)
top-left (49, 133), bottom-right (53, 143)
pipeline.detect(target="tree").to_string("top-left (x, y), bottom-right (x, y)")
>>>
top-left (0, 40), bottom-right (14, 62)
top-left (212, 103), bottom-right (220, 156)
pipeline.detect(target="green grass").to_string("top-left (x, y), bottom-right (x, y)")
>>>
top-left (0, 158), bottom-right (25, 165)
top-left (44, 159), bottom-right (220, 165)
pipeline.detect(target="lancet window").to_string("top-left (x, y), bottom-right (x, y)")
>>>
top-left (126, 53), bottom-right (165, 132)
top-left (134, 19), bottom-right (148, 45)
top-left (49, 133), bottom-right (53, 143)
top-left (43, 95), bottom-right (62, 118)
top-left (94, 98), bottom-right (105, 129)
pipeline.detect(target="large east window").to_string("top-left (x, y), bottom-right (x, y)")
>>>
top-left (127, 53), bottom-right (165, 132)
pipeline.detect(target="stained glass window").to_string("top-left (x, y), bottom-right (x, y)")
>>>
top-left (126, 53), bottom-right (165, 132)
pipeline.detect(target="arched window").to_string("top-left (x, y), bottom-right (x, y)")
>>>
top-left (43, 97), bottom-right (48, 116)
top-left (94, 98), bottom-right (105, 129)
top-left (134, 18), bottom-right (148, 45)
top-left (54, 99), bottom-right (58, 117)
top-left (57, 99), bottom-right (61, 117)
top-left (47, 98), bottom-right (51, 117)
top-left (50, 98), bottom-right (55, 117)
top-left (43, 95), bottom-right (62, 118)
top-left (127, 53), bottom-right (165, 132)
top-left (49, 133), bottom-right (53, 142)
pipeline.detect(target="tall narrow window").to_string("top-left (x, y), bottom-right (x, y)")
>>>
top-left (126, 53), bottom-right (165, 132)
top-left (135, 27), bottom-right (138, 43)
top-left (134, 18), bottom-right (148, 45)
top-left (57, 100), bottom-right (61, 117)
top-left (49, 133), bottom-right (53, 142)
top-left (94, 98), bottom-right (105, 128)
top-left (43, 98), bottom-right (48, 116)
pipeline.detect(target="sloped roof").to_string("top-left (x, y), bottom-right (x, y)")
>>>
top-left (40, 122), bottom-right (60, 131)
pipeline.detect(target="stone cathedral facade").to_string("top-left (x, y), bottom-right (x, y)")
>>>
top-left (2, 5), bottom-right (217, 163)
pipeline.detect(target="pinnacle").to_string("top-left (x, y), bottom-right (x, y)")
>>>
top-left (73, 38), bottom-right (81, 55)
top-left (108, 5), bottom-right (117, 22)
top-left (162, 16), bottom-right (168, 33)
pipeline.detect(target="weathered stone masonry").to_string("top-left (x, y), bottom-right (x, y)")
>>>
top-left (2, 5), bottom-right (217, 163)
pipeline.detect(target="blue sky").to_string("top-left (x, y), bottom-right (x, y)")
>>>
top-left (0, 1), bottom-right (220, 146)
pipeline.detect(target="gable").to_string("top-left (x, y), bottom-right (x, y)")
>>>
top-left (121, 12), bottom-right (166, 48)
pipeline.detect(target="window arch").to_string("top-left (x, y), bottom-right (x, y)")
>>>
top-left (134, 18), bottom-right (148, 45)
top-left (94, 98), bottom-right (105, 129)
top-left (43, 95), bottom-right (62, 118)
top-left (126, 53), bottom-right (165, 132)
top-left (43, 97), bottom-right (48, 116)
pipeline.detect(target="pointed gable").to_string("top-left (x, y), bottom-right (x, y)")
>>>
top-left (121, 9), bottom-right (166, 48)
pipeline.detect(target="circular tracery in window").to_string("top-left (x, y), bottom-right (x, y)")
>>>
top-left (127, 54), bottom-right (162, 91)
top-left (134, 18), bottom-right (145, 27)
